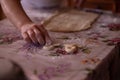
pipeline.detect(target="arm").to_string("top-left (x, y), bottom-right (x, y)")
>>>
top-left (0, 0), bottom-right (52, 45)
top-left (0, 0), bottom-right (31, 28)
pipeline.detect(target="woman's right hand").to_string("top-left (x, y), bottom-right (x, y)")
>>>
top-left (20, 23), bottom-right (52, 46)
top-left (65, 0), bottom-right (85, 9)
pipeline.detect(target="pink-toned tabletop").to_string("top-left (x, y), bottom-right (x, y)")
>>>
top-left (0, 9), bottom-right (120, 80)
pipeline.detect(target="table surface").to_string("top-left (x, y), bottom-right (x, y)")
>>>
top-left (0, 9), bottom-right (120, 80)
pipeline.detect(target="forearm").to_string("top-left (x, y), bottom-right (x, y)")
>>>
top-left (0, 0), bottom-right (32, 29)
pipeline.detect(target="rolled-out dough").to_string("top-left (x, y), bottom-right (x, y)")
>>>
top-left (44, 10), bottom-right (99, 32)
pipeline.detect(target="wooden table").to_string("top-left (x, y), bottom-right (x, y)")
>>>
top-left (0, 9), bottom-right (120, 80)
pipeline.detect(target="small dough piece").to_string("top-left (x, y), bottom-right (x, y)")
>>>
top-left (64, 44), bottom-right (78, 53)
top-left (43, 45), bottom-right (55, 51)
top-left (43, 43), bottom-right (61, 51)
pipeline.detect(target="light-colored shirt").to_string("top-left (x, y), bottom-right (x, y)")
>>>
top-left (21, 0), bottom-right (62, 9)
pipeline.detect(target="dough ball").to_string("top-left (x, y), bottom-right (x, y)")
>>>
top-left (64, 44), bottom-right (78, 53)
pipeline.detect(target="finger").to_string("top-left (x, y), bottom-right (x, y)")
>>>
top-left (71, 0), bottom-right (78, 8)
top-left (66, 0), bottom-right (74, 8)
top-left (22, 32), bottom-right (32, 43)
top-left (37, 25), bottom-right (53, 45)
top-left (75, 0), bottom-right (79, 6)
top-left (71, 0), bottom-right (76, 8)
top-left (33, 28), bottom-right (45, 45)
top-left (76, 0), bottom-right (85, 9)
top-left (27, 29), bottom-right (38, 44)
top-left (39, 25), bottom-right (50, 39)
top-left (67, 0), bottom-right (72, 8)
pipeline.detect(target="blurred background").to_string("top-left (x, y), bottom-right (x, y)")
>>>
top-left (0, 0), bottom-right (120, 20)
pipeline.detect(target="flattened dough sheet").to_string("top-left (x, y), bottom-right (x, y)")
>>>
top-left (45, 10), bottom-right (99, 32)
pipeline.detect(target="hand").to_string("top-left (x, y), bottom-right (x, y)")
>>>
top-left (20, 23), bottom-right (52, 46)
top-left (66, 0), bottom-right (85, 9)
